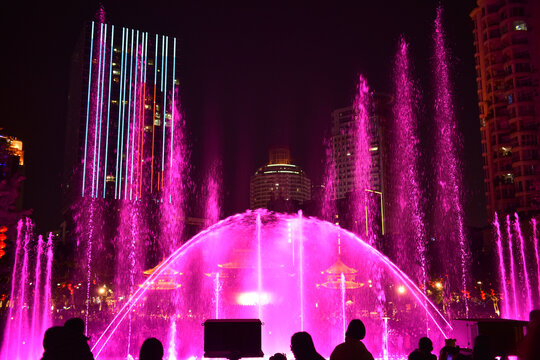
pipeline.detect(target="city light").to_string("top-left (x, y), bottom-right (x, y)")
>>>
top-left (397, 285), bottom-right (406, 294)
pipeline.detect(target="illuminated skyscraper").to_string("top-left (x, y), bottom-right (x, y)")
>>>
top-left (330, 94), bottom-right (391, 200)
top-left (250, 147), bottom-right (311, 210)
top-left (63, 21), bottom-right (179, 203)
top-left (471, 0), bottom-right (540, 217)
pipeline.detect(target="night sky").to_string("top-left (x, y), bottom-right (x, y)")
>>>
top-left (0, 1), bottom-right (484, 232)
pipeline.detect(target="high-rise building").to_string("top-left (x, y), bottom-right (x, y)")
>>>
top-left (471, 0), bottom-right (540, 217)
top-left (63, 21), bottom-right (180, 205)
top-left (330, 94), bottom-right (392, 200)
top-left (250, 147), bottom-right (311, 210)
top-left (0, 133), bottom-right (26, 230)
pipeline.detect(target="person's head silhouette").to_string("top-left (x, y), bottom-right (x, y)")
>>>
top-left (42, 326), bottom-right (68, 360)
top-left (418, 337), bottom-right (433, 353)
top-left (139, 337), bottom-right (164, 360)
top-left (64, 318), bottom-right (87, 338)
top-left (345, 319), bottom-right (366, 340)
top-left (291, 332), bottom-right (317, 360)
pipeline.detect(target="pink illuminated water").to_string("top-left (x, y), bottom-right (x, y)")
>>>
top-left (506, 215), bottom-right (519, 318)
top-left (533, 218), bottom-right (540, 301)
top-left (391, 36), bottom-right (426, 290)
top-left (30, 235), bottom-right (44, 356)
top-left (0, 219), bottom-right (54, 360)
top-left (91, 210), bottom-right (452, 359)
top-left (514, 213), bottom-right (533, 315)
top-left (495, 214), bottom-right (540, 320)
top-left (494, 213), bottom-right (509, 318)
top-left (322, 138), bottom-right (336, 222)
top-left (352, 75), bottom-right (372, 239)
top-left (432, 6), bottom-right (469, 317)
top-left (204, 161), bottom-right (221, 227)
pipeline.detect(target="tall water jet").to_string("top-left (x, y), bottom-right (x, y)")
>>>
top-left (390, 36), bottom-right (427, 290)
top-left (514, 213), bottom-right (533, 315)
top-left (322, 138), bottom-right (336, 222)
top-left (29, 235), bottom-right (44, 358)
top-left (506, 215), bottom-right (518, 318)
top-left (204, 161), bottom-right (222, 227)
top-left (340, 272), bottom-right (346, 336)
top-left (532, 218), bottom-right (540, 302)
top-left (352, 75), bottom-right (372, 240)
top-left (0, 220), bottom-right (54, 360)
top-left (432, 6), bottom-right (469, 317)
top-left (42, 233), bottom-right (54, 336)
top-left (2, 219), bottom-right (24, 359)
top-left (16, 218), bottom-right (31, 357)
top-left (298, 210), bottom-right (305, 331)
top-left (494, 213), bottom-right (509, 318)
top-left (160, 84), bottom-right (188, 257)
top-left (257, 213), bottom-right (263, 320)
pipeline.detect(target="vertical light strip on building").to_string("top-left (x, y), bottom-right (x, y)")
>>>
top-left (125, 29), bottom-right (135, 199)
top-left (118, 29), bottom-right (129, 199)
top-left (95, 24), bottom-right (108, 198)
top-left (150, 35), bottom-right (158, 193)
top-left (169, 38), bottom-right (177, 192)
top-left (161, 35), bottom-right (165, 92)
top-left (103, 26), bottom-right (114, 198)
top-left (139, 32), bottom-right (148, 197)
top-left (115, 28), bottom-right (126, 199)
top-left (92, 23), bottom-right (105, 197)
top-left (82, 21), bottom-right (95, 197)
top-left (161, 36), bottom-right (169, 184)
top-left (129, 30), bottom-right (139, 200)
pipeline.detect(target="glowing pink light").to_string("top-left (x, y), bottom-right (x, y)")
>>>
top-left (494, 213), bottom-right (509, 318)
top-left (514, 213), bottom-right (533, 315)
top-left (532, 218), bottom-right (540, 302)
top-left (506, 215), bottom-right (519, 319)
top-left (433, 6), bottom-right (469, 318)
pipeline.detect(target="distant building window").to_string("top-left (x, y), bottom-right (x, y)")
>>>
top-left (514, 20), bottom-right (527, 31)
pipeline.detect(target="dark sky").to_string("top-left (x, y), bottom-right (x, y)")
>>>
top-left (0, 0), bottom-right (485, 232)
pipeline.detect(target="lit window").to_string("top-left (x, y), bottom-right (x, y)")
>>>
top-left (514, 21), bottom-right (527, 31)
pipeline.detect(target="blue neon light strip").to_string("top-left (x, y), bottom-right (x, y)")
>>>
top-left (82, 21), bottom-right (95, 197)
top-left (169, 38), bottom-right (177, 187)
top-left (161, 36), bottom-right (168, 175)
top-left (119, 28), bottom-right (129, 199)
top-left (161, 35), bottom-right (165, 92)
top-left (130, 30), bottom-right (140, 200)
top-left (125, 29), bottom-right (134, 199)
top-left (96, 24), bottom-right (108, 197)
top-left (115, 28), bottom-right (126, 199)
top-left (92, 23), bottom-right (104, 197)
top-left (103, 25), bottom-right (114, 198)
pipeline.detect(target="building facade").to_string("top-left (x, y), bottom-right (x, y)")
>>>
top-left (250, 147), bottom-right (311, 210)
top-left (330, 94), bottom-right (392, 200)
top-left (64, 21), bottom-right (180, 205)
top-left (471, 0), bottom-right (540, 217)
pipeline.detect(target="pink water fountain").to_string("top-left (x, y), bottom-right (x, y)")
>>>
top-left (494, 213), bottom-right (540, 320)
top-left (0, 219), bottom-right (54, 360)
top-left (91, 210), bottom-right (452, 360)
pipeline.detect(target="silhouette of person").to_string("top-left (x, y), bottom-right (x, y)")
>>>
top-left (472, 334), bottom-right (494, 360)
top-left (518, 309), bottom-right (540, 360)
top-left (270, 353), bottom-right (287, 360)
top-left (408, 337), bottom-right (436, 360)
top-left (439, 339), bottom-right (460, 360)
top-left (291, 332), bottom-right (325, 360)
top-left (139, 337), bottom-right (164, 360)
top-left (64, 317), bottom-right (94, 360)
top-left (330, 319), bottom-right (374, 360)
top-left (42, 326), bottom-right (69, 360)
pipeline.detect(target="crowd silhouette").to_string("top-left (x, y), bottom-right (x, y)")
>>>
top-left (40, 315), bottom-right (540, 360)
